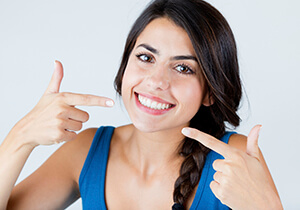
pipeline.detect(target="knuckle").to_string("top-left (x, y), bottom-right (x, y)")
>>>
top-left (60, 92), bottom-right (69, 98)
top-left (210, 180), bottom-right (219, 194)
top-left (210, 181), bottom-right (229, 206)
top-left (67, 132), bottom-right (77, 141)
top-left (81, 95), bottom-right (90, 104)
top-left (71, 132), bottom-right (78, 139)
top-left (232, 151), bottom-right (246, 164)
top-left (55, 92), bottom-right (67, 103)
top-left (53, 130), bottom-right (65, 140)
top-left (222, 162), bottom-right (232, 173)
top-left (212, 161), bottom-right (216, 169)
top-left (230, 150), bottom-right (242, 160)
top-left (73, 109), bottom-right (89, 123)
top-left (212, 159), bottom-right (220, 170)
top-left (221, 175), bottom-right (230, 187)
top-left (219, 196), bottom-right (227, 205)
top-left (218, 188), bottom-right (226, 200)
top-left (77, 123), bottom-right (83, 131)
top-left (55, 119), bottom-right (65, 128)
top-left (56, 106), bottom-right (66, 117)
top-left (58, 92), bottom-right (66, 99)
top-left (213, 172), bottom-right (218, 181)
top-left (210, 181), bottom-right (216, 191)
top-left (82, 111), bottom-right (90, 122)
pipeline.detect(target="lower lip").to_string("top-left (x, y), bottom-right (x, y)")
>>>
top-left (135, 93), bottom-right (175, 116)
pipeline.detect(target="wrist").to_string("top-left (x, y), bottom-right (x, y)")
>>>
top-left (3, 122), bottom-right (37, 154)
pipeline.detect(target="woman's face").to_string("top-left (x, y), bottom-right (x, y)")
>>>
top-left (121, 17), bottom-right (209, 133)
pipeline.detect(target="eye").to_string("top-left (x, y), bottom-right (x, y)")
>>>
top-left (136, 53), bottom-right (154, 63)
top-left (174, 64), bottom-right (195, 75)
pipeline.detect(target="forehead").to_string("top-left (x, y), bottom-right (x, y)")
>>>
top-left (135, 18), bottom-right (195, 56)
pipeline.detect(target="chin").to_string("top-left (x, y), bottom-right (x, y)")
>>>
top-left (132, 118), bottom-right (187, 134)
top-left (132, 121), bottom-right (161, 133)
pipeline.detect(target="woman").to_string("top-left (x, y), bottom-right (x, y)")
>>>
top-left (0, 0), bottom-right (283, 209)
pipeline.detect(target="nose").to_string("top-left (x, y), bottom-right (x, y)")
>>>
top-left (146, 65), bottom-right (170, 91)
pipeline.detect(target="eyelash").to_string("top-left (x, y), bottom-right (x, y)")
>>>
top-left (174, 63), bottom-right (195, 75)
top-left (136, 52), bottom-right (154, 63)
top-left (135, 52), bottom-right (195, 75)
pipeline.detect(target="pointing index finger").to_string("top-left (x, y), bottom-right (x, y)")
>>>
top-left (182, 127), bottom-right (232, 158)
top-left (62, 93), bottom-right (114, 107)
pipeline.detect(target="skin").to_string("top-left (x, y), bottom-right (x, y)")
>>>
top-left (107, 18), bottom-right (208, 209)
top-left (183, 126), bottom-right (282, 209)
top-left (0, 18), bottom-right (282, 210)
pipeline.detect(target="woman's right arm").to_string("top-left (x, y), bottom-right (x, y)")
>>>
top-left (0, 61), bottom-right (114, 209)
top-left (0, 128), bottom-right (36, 209)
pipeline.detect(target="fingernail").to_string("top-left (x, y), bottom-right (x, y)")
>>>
top-left (182, 127), bottom-right (190, 136)
top-left (106, 100), bottom-right (114, 107)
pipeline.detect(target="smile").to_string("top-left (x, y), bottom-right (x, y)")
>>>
top-left (138, 94), bottom-right (173, 110)
top-left (134, 92), bottom-right (175, 115)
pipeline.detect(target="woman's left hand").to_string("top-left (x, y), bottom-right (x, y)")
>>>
top-left (181, 125), bottom-right (283, 210)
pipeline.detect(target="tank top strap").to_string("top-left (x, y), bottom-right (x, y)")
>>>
top-left (220, 131), bottom-right (235, 144)
top-left (79, 126), bottom-right (114, 210)
top-left (190, 131), bottom-right (236, 210)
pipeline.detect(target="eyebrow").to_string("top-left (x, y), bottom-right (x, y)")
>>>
top-left (137, 43), bottom-right (159, 54)
top-left (171, 55), bottom-right (198, 62)
top-left (136, 43), bottom-right (198, 62)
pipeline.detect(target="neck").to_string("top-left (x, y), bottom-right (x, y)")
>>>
top-left (124, 124), bottom-right (186, 177)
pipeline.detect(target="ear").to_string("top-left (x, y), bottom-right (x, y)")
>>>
top-left (202, 91), bottom-right (214, 107)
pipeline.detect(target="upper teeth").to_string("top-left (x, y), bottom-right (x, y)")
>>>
top-left (138, 94), bottom-right (172, 110)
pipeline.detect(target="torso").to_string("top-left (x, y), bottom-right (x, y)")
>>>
top-left (74, 125), bottom-right (245, 210)
top-left (105, 125), bottom-right (188, 210)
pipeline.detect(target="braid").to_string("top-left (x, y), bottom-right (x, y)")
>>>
top-left (172, 106), bottom-right (226, 209)
top-left (173, 137), bottom-right (210, 208)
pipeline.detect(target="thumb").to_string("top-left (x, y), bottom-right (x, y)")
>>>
top-left (246, 124), bottom-right (262, 159)
top-left (45, 60), bottom-right (64, 94)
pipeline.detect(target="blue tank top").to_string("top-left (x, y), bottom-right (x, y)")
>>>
top-left (79, 126), bottom-right (235, 209)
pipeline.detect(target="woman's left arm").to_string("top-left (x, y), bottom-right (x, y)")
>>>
top-left (181, 125), bottom-right (283, 210)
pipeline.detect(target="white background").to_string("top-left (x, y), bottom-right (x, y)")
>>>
top-left (0, 0), bottom-right (299, 209)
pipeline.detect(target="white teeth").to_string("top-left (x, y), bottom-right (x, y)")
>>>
top-left (157, 103), bottom-right (162, 109)
top-left (146, 99), bottom-right (151, 107)
top-left (137, 94), bottom-right (172, 110)
top-left (150, 101), bottom-right (157, 109)
top-left (141, 97), bottom-right (147, 105)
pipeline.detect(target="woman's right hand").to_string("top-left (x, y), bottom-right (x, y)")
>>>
top-left (11, 60), bottom-right (114, 147)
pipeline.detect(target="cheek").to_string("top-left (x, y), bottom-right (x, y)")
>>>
top-left (121, 59), bottom-right (142, 95)
top-left (176, 79), bottom-right (203, 110)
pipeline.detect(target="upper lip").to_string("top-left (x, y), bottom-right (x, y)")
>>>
top-left (135, 92), bottom-right (175, 105)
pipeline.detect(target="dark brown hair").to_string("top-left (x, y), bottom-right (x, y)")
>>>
top-left (114, 0), bottom-right (242, 208)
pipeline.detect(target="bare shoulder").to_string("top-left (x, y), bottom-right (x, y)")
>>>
top-left (63, 127), bottom-right (98, 154)
top-left (59, 127), bottom-right (98, 181)
top-left (227, 133), bottom-right (247, 153)
top-left (8, 128), bottom-right (99, 209)
top-left (39, 127), bottom-right (99, 184)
